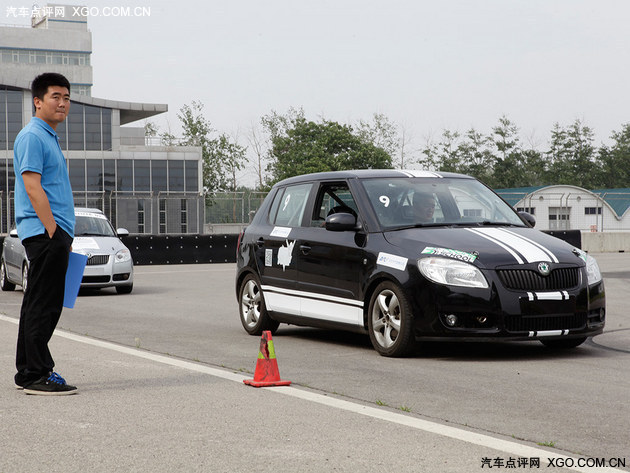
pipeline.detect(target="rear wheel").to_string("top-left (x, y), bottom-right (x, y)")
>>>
top-left (0, 259), bottom-right (16, 291)
top-left (238, 274), bottom-right (279, 335)
top-left (368, 281), bottom-right (415, 357)
top-left (540, 337), bottom-right (587, 349)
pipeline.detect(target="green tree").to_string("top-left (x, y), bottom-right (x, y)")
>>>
top-left (457, 128), bottom-right (495, 184)
top-left (177, 101), bottom-right (246, 193)
top-left (419, 129), bottom-right (462, 172)
top-left (263, 112), bottom-right (392, 185)
top-left (598, 123), bottom-right (630, 188)
top-left (490, 116), bottom-right (547, 188)
top-left (546, 120), bottom-right (598, 188)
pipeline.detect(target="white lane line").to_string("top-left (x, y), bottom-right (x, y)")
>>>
top-left (0, 314), bottom-right (621, 473)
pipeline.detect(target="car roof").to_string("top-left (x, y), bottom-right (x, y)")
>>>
top-left (75, 207), bottom-right (104, 215)
top-left (273, 169), bottom-right (473, 188)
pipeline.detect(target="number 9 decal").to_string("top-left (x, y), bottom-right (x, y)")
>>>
top-left (379, 196), bottom-right (390, 208)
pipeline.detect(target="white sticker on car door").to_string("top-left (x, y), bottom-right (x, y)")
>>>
top-left (377, 252), bottom-right (408, 271)
top-left (270, 226), bottom-right (291, 238)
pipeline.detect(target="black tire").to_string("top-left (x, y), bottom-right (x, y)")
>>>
top-left (540, 337), bottom-right (587, 349)
top-left (0, 259), bottom-right (16, 292)
top-left (116, 284), bottom-right (133, 294)
top-left (238, 273), bottom-right (279, 335)
top-left (367, 281), bottom-right (415, 357)
top-left (21, 262), bottom-right (28, 293)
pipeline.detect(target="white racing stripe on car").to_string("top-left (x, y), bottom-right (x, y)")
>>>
top-left (261, 285), bottom-right (364, 325)
top-left (527, 291), bottom-right (570, 301)
top-left (466, 228), bottom-right (525, 264)
top-left (399, 170), bottom-right (443, 178)
top-left (498, 229), bottom-right (560, 263)
top-left (473, 228), bottom-right (556, 263)
top-left (0, 314), bottom-right (618, 473)
top-left (261, 285), bottom-right (363, 308)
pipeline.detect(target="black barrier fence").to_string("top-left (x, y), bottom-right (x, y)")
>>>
top-left (122, 234), bottom-right (239, 265)
top-left (542, 230), bottom-right (581, 250)
top-left (0, 230), bottom-right (581, 266)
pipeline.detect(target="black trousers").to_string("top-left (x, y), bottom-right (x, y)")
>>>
top-left (15, 226), bottom-right (72, 387)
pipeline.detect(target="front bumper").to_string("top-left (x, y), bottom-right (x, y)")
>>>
top-left (81, 254), bottom-right (134, 288)
top-left (409, 273), bottom-right (605, 341)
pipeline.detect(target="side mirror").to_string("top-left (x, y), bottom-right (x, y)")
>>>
top-left (116, 228), bottom-right (130, 237)
top-left (325, 212), bottom-right (361, 232)
top-left (518, 211), bottom-right (536, 228)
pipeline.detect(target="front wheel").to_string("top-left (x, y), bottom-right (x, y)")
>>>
top-left (238, 274), bottom-right (279, 335)
top-left (540, 337), bottom-right (587, 349)
top-left (0, 259), bottom-right (16, 291)
top-left (21, 262), bottom-right (28, 293)
top-left (367, 281), bottom-right (415, 357)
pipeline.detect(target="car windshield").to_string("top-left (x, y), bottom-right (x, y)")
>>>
top-left (75, 213), bottom-right (116, 237)
top-left (360, 177), bottom-right (526, 230)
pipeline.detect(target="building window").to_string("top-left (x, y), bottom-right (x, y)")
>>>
top-left (159, 199), bottom-right (166, 234)
top-left (151, 160), bottom-right (167, 192)
top-left (117, 160), bottom-right (133, 192)
top-left (584, 207), bottom-right (602, 215)
top-left (185, 160), bottom-right (198, 192)
top-left (134, 160), bottom-right (151, 192)
top-left (68, 159), bottom-right (86, 191)
top-left (517, 207), bottom-right (535, 215)
top-left (463, 209), bottom-right (482, 217)
top-left (0, 87), bottom-right (23, 151)
top-left (181, 199), bottom-right (188, 233)
top-left (168, 160), bottom-right (185, 192)
top-left (549, 207), bottom-right (571, 230)
top-left (86, 159), bottom-right (102, 192)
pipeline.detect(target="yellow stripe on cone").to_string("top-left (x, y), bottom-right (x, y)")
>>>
top-left (244, 331), bottom-right (291, 387)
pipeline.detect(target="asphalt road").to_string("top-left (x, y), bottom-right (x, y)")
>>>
top-left (1, 253), bottom-right (628, 472)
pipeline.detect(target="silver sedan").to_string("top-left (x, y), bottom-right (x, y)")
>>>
top-left (1, 208), bottom-right (134, 294)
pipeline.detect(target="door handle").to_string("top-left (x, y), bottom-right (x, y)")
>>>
top-left (300, 244), bottom-right (311, 254)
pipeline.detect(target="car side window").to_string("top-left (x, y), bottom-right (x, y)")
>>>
top-left (310, 183), bottom-right (359, 227)
top-left (269, 183), bottom-right (313, 227)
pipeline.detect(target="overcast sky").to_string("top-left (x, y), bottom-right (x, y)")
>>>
top-left (7, 0), bottom-right (630, 181)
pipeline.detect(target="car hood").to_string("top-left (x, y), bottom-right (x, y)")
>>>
top-left (72, 236), bottom-right (128, 254)
top-left (383, 226), bottom-right (585, 269)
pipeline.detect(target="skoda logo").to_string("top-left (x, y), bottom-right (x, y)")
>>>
top-left (537, 262), bottom-right (551, 276)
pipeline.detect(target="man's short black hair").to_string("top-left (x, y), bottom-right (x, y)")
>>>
top-left (31, 73), bottom-right (71, 100)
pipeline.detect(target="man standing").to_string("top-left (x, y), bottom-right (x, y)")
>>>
top-left (13, 73), bottom-right (77, 395)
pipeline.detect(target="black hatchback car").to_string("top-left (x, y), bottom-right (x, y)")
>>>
top-left (235, 170), bottom-right (605, 356)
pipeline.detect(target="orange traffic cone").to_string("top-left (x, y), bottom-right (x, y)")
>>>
top-left (243, 331), bottom-right (291, 387)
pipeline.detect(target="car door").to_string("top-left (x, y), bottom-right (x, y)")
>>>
top-left (295, 181), bottom-right (366, 327)
top-left (256, 182), bottom-right (314, 316)
top-left (4, 228), bottom-right (23, 281)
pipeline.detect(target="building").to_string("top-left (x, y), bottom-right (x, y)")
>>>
top-left (0, 4), bottom-right (203, 234)
top-left (496, 185), bottom-right (630, 233)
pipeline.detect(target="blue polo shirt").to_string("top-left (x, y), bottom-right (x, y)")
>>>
top-left (13, 117), bottom-right (75, 240)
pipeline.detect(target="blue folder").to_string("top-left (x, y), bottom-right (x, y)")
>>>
top-left (63, 252), bottom-right (88, 309)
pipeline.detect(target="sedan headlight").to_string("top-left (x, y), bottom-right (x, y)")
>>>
top-left (418, 257), bottom-right (488, 288)
top-left (115, 248), bottom-right (132, 264)
top-left (586, 255), bottom-right (602, 285)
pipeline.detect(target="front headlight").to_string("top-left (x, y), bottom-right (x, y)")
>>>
top-left (586, 255), bottom-right (602, 285)
top-left (418, 257), bottom-right (488, 288)
top-left (115, 248), bottom-right (132, 264)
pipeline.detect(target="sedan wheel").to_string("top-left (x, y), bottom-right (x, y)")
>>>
top-left (238, 274), bottom-right (279, 335)
top-left (368, 281), bottom-right (415, 357)
top-left (21, 262), bottom-right (28, 293)
top-left (0, 259), bottom-right (16, 291)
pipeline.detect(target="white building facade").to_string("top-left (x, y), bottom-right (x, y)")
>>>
top-left (0, 4), bottom-right (204, 234)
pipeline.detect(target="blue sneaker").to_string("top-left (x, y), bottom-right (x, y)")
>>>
top-left (23, 372), bottom-right (77, 396)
